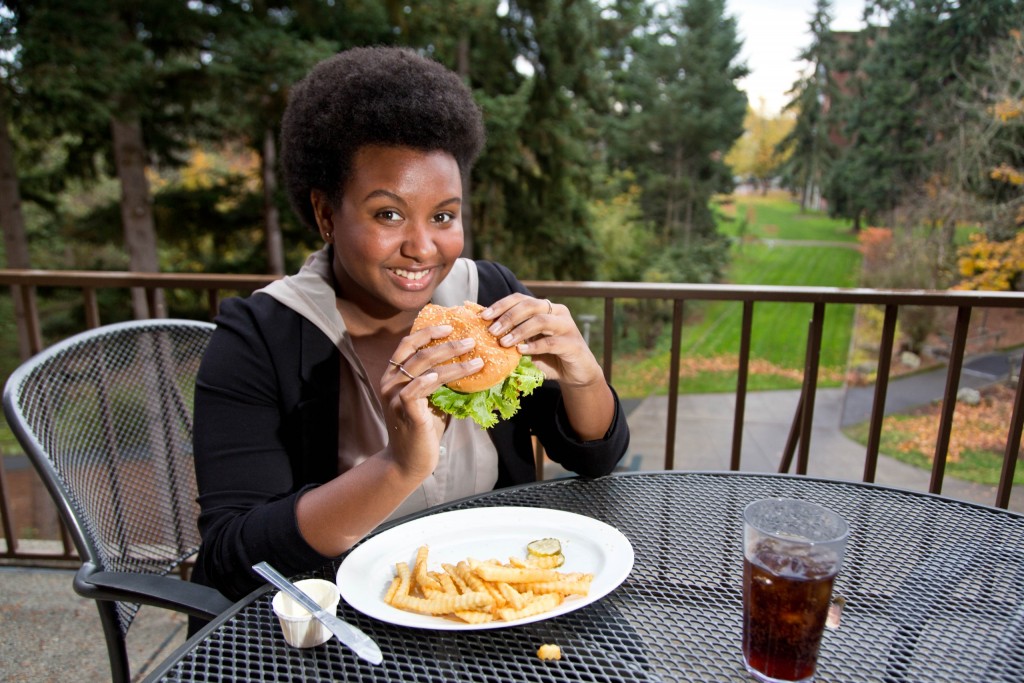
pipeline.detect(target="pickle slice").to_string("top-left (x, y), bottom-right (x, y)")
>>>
top-left (527, 552), bottom-right (565, 569)
top-left (527, 538), bottom-right (562, 557)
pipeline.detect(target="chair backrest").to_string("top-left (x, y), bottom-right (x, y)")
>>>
top-left (2, 319), bottom-right (214, 633)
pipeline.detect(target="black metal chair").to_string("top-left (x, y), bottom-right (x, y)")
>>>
top-left (2, 319), bottom-right (232, 683)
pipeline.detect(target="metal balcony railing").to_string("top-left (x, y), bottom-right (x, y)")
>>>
top-left (1, 269), bottom-right (1022, 567)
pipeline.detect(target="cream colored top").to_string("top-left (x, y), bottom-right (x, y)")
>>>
top-left (256, 248), bottom-right (499, 520)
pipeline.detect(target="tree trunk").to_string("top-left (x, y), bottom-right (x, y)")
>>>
top-left (111, 116), bottom-right (164, 318)
top-left (665, 145), bottom-right (683, 242)
top-left (457, 33), bottom-right (474, 259)
top-left (262, 127), bottom-right (284, 275)
top-left (0, 113), bottom-right (35, 359)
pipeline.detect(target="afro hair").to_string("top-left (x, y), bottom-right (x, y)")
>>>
top-left (280, 46), bottom-right (486, 233)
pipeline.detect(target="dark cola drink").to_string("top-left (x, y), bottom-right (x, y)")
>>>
top-left (742, 499), bottom-right (847, 683)
top-left (741, 497), bottom-right (843, 683)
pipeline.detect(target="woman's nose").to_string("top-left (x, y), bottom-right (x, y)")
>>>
top-left (401, 222), bottom-right (437, 259)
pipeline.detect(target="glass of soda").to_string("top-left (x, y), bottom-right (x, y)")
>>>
top-left (742, 497), bottom-right (849, 683)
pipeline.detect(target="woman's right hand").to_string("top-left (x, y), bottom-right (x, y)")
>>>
top-left (379, 324), bottom-right (482, 479)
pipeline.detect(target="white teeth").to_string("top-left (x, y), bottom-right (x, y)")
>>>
top-left (392, 268), bottom-right (429, 281)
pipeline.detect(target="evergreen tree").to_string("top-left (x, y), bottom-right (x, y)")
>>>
top-left (608, 0), bottom-right (747, 282)
top-left (466, 0), bottom-right (607, 279)
top-left (827, 0), bottom-right (1024, 233)
top-left (204, 1), bottom-right (377, 274)
top-left (10, 0), bottom-right (215, 316)
top-left (776, 0), bottom-right (840, 213)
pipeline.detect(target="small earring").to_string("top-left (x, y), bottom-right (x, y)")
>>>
top-left (324, 232), bottom-right (333, 241)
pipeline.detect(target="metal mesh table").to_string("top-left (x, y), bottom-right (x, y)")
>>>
top-left (146, 472), bottom-right (1024, 682)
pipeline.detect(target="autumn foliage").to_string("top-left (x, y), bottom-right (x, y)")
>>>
top-left (879, 385), bottom-right (1019, 464)
top-left (955, 231), bottom-right (1024, 291)
top-left (857, 227), bottom-right (894, 272)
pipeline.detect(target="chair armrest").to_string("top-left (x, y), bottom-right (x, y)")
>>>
top-left (74, 562), bottom-right (233, 620)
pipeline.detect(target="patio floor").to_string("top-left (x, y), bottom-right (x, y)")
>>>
top-left (1, 562), bottom-right (187, 682)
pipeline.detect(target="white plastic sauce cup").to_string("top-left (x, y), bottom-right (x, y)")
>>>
top-left (270, 578), bottom-right (341, 648)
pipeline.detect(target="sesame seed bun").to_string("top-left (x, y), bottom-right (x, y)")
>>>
top-left (412, 301), bottom-right (521, 393)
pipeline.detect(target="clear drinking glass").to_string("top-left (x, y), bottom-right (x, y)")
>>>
top-left (742, 498), bottom-right (849, 683)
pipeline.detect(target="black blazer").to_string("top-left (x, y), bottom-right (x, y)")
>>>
top-left (191, 260), bottom-right (629, 601)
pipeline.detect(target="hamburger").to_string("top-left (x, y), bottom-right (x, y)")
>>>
top-left (412, 301), bottom-right (545, 428)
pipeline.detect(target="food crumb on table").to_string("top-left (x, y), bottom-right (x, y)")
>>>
top-left (537, 644), bottom-right (562, 660)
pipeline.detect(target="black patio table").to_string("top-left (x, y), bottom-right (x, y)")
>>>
top-left (144, 472), bottom-right (1024, 682)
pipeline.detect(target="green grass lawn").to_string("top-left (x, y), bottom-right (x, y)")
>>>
top-left (613, 193), bottom-right (861, 398)
top-left (683, 243), bottom-right (860, 366)
top-left (721, 194), bottom-right (860, 243)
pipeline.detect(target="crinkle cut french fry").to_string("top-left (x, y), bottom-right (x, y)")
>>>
top-left (386, 540), bottom-right (591, 623)
top-left (496, 582), bottom-right (526, 610)
top-left (511, 578), bottom-right (592, 596)
top-left (497, 593), bottom-right (562, 621)
top-left (395, 561), bottom-right (412, 597)
top-left (457, 561), bottom-right (506, 606)
top-left (471, 562), bottom-right (564, 584)
top-left (414, 545), bottom-right (442, 593)
top-left (442, 563), bottom-right (470, 593)
top-left (436, 571), bottom-right (459, 595)
top-left (391, 590), bottom-right (494, 615)
top-left (384, 576), bottom-right (401, 604)
top-left (454, 610), bottom-right (495, 624)
top-left (537, 643), bottom-right (562, 660)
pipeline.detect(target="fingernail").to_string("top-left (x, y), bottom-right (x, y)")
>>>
top-left (488, 322), bottom-right (502, 334)
top-left (481, 307), bottom-right (495, 319)
top-left (468, 358), bottom-right (484, 368)
top-left (458, 338), bottom-right (475, 348)
top-left (500, 334), bottom-right (514, 346)
top-left (517, 343), bottom-right (529, 353)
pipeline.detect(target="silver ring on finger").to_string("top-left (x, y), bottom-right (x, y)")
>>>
top-left (544, 299), bottom-right (553, 314)
top-left (388, 358), bottom-right (415, 380)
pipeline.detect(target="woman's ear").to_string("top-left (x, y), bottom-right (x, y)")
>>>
top-left (311, 190), bottom-right (335, 243)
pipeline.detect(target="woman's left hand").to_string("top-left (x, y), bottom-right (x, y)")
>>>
top-left (479, 294), bottom-right (604, 389)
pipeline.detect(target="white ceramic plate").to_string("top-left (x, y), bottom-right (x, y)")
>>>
top-left (336, 506), bottom-right (634, 630)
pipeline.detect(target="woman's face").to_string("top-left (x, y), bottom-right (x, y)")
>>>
top-left (316, 146), bottom-right (465, 316)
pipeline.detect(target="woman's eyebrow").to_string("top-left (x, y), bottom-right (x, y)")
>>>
top-left (362, 190), bottom-right (461, 209)
top-left (363, 189), bottom-right (404, 203)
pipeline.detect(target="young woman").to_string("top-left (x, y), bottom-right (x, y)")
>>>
top-left (191, 47), bottom-right (629, 607)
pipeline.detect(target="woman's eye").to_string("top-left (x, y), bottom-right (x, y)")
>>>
top-left (376, 209), bottom-right (402, 222)
top-left (433, 211), bottom-right (456, 224)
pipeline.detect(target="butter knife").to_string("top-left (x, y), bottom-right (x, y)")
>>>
top-left (253, 562), bottom-right (383, 665)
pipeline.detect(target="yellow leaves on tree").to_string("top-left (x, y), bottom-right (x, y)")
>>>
top-left (989, 99), bottom-right (1024, 124)
top-left (955, 231), bottom-right (1024, 291)
top-left (990, 162), bottom-right (1024, 186)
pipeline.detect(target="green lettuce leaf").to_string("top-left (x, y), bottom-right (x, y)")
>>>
top-left (429, 356), bottom-right (546, 428)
